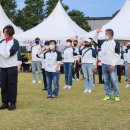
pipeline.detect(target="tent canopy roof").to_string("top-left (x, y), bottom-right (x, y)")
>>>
top-left (0, 5), bottom-right (23, 38)
top-left (15, 1), bottom-right (88, 41)
top-left (87, 0), bottom-right (130, 40)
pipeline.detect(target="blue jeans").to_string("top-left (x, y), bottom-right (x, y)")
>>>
top-left (63, 63), bottom-right (73, 86)
top-left (102, 64), bottom-right (119, 97)
top-left (32, 61), bottom-right (42, 81)
top-left (124, 61), bottom-right (128, 80)
top-left (82, 63), bottom-right (94, 91)
top-left (45, 71), bottom-right (60, 96)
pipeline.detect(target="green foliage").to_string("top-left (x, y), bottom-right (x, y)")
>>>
top-left (1, 0), bottom-right (91, 32)
top-left (15, 0), bottom-right (45, 31)
top-left (68, 10), bottom-right (91, 31)
top-left (0, 0), bottom-right (17, 21)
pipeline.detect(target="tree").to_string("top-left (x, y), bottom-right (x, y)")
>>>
top-left (68, 10), bottom-right (91, 31)
top-left (0, 0), bottom-right (17, 22)
top-left (45, 0), bottom-right (69, 18)
top-left (15, 0), bottom-right (45, 31)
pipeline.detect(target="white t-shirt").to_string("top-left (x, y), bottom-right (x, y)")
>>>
top-left (63, 47), bottom-right (74, 63)
top-left (101, 39), bottom-right (120, 66)
top-left (31, 44), bottom-right (42, 62)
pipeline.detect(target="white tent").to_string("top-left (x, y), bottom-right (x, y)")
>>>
top-left (15, 1), bottom-right (88, 41)
top-left (0, 5), bottom-right (23, 38)
top-left (87, 0), bottom-right (130, 40)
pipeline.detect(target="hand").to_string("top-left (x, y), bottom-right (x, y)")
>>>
top-left (93, 68), bottom-right (97, 73)
top-left (109, 65), bottom-right (114, 73)
top-left (18, 64), bottom-right (21, 73)
top-left (41, 46), bottom-right (45, 52)
top-left (97, 28), bottom-right (102, 33)
top-left (55, 66), bottom-right (60, 73)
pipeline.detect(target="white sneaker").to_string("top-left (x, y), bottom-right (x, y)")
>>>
top-left (83, 89), bottom-right (88, 93)
top-left (32, 80), bottom-right (36, 84)
top-left (73, 78), bottom-right (75, 81)
top-left (76, 78), bottom-right (79, 81)
top-left (125, 84), bottom-right (130, 88)
top-left (88, 89), bottom-right (92, 93)
top-left (68, 86), bottom-right (72, 89)
top-left (38, 81), bottom-right (42, 84)
top-left (63, 85), bottom-right (68, 89)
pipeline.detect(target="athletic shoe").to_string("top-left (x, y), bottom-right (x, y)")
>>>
top-left (114, 96), bottom-right (120, 102)
top-left (52, 95), bottom-right (56, 98)
top-left (68, 86), bottom-right (72, 89)
top-left (32, 80), bottom-right (36, 84)
top-left (83, 89), bottom-right (88, 93)
top-left (102, 96), bottom-right (111, 101)
top-left (0, 103), bottom-right (9, 110)
top-left (8, 104), bottom-right (16, 111)
top-left (88, 89), bottom-right (92, 93)
top-left (38, 81), bottom-right (42, 84)
top-left (76, 78), bottom-right (79, 81)
top-left (125, 84), bottom-right (130, 88)
top-left (72, 78), bottom-right (75, 81)
top-left (63, 85), bottom-right (68, 89)
top-left (47, 95), bottom-right (52, 99)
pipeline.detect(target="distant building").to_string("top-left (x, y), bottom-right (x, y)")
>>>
top-left (88, 10), bottom-right (119, 31)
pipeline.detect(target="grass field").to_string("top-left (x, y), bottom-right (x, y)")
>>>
top-left (0, 73), bottom-right (130, 130)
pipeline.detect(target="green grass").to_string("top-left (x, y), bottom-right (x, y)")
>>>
top-left (0, 73), bottom-right (130, 130)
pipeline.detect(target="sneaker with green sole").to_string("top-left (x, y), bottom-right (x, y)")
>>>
top-left (115, 96), bottom-right (120, 102)
top-left (102, 96), bottom-right (111, 101)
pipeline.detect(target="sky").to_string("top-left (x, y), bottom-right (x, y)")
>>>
top-left (16, 0), bottom-right (126, 17)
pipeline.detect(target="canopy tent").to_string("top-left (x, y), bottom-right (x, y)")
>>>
top-left (86, 0), bottom-right (130, 40)
top-left (15, 1), bottom-right (88, 41)
top-left (0, 5), bottom-right (23, 38)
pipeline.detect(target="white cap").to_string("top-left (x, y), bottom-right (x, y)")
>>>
top-left (85, 38), bottom-right (91, 43)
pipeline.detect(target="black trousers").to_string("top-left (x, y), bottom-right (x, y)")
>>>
top-left (1, 67), bottom-right (18, 104)
top-left (97, 66), bottom-right (103, 83)
top-left (117, 65), bottom-right (123, 82)
top-left (42, 68), bottom-right (47, 89)
top-left (0, 68), bottom-right (1, 87)
top-left (73, 62), bottom-right (79, 79)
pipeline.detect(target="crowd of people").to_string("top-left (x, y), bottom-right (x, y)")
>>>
top-left (0, 25), bottom-right (130, 111)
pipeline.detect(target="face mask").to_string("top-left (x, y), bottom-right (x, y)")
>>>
top-left (49, 45), bottom-right (55, 50)
top-left (85, 44), bottom-right (90, 47)
top-left (105, 36), bottom-right (109, 40)
top-left (45, 45), bottom-right (49, 50)
top-left (35, 41), bottom-right (39, 45)
top-left (74, 44), bottom-right (77, 47)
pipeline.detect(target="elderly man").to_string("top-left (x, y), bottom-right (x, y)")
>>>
top-left (96, 28), bottom-right (120, 102)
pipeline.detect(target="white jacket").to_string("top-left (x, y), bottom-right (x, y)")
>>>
top-left (0, 39), bottom-right (19, 68)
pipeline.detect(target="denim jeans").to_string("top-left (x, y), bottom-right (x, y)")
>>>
top-left (102, 64), bottom-right (119, 97)
top-left (32, 61), bottom-right (42, 81)
top-left (45, 71), bottom-right (60, 96)
top-left (82, 63), bottom-right (94, 91)
top-left (124, 61), bottom-right (128, 80)
top-left (63, 63), bottom-right (73, 86)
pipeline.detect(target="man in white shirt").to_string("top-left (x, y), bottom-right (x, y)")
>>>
top-left (31, 38), bottom-right (42, 84)
top-left (96, 28), bottom-right (120, 102)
